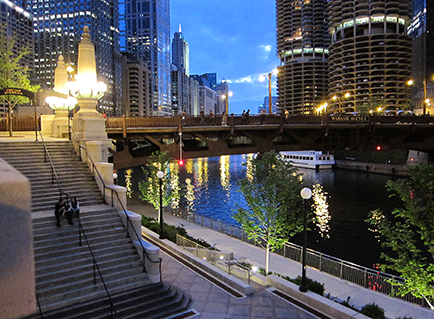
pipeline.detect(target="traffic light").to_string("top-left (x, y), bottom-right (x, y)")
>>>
top-left (376, 146), bottom-right (381, 151)
top-left (178, 159), bottom-right (184, 166)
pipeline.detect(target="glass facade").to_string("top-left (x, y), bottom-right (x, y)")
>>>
top-left (119, 0), bottom-right (171, 115)
top-left (21, 0), bottom-right (122, 115)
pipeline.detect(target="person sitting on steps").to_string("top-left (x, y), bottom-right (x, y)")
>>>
top-left (54, 197), bottom-right (73, 227)
top-left (69, 196), bottom-right (80, 220)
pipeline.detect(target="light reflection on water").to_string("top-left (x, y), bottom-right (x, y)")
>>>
top-left (119, 154), bottom-right (397, 268)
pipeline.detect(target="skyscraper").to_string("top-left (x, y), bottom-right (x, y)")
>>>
top-left (171, 26), bottom-right (190, 115)
top-left (119, 0), bottom-right (171, 115)
top-left (276, 0), bottom-right (330, 114)
top-left (22, 0), bottom-right (122, 115)
top-left (172, 24), bottom-right (189, 76)
top-left (327, 0), bottom-right (413, 111)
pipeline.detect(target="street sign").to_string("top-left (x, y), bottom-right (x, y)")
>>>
top-left (0, 88), bottom-right (35, 99)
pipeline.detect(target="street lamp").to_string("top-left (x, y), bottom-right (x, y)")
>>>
top-left (157, 170), bottom-right (164, 239)
top-left (221, 91), bottom-right (233, 114)
top-left (260, 69), bottom-right (279, 114)
top-left (300, 187), bottom-right (312, 292)
top-left (332, 92), bottom-right (350, 113)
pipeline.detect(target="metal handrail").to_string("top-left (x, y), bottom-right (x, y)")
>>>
top-left (37, 131), bottom-right (64, 197)
top-left (76, 142), bottom-right (162, 277)
top-left (35, 134), bottom-right (118, 317)
top-left (77, 217), bottom-right (119, 319)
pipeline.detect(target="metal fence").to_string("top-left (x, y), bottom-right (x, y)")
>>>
top-left (173, 210), bottom-right (427, 307)
top-left (176, 234), bottom-right (252, 284)
top-left (0, 117), bottom-right (40, 131)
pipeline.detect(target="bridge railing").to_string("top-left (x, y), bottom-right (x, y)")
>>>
top-left (105, 114), bottom-right (434, 131)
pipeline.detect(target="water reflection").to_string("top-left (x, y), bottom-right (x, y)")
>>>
top-left (119, 154), bottom-right (396, 268)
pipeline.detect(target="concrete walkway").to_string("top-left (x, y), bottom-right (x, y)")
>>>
top-left (128, 200), bottom-right (434, 319)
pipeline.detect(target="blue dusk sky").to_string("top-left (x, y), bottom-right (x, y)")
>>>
top-left (170, 0), bottom-right (278, 115)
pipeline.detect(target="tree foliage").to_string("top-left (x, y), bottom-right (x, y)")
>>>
top-left (367, 164), bottom-right (434, 310)
top-left (0, 24), bottom-right (40, 135)
top-left (233, 150), bottom-right (305, 273)
top-left (138, 151), bottom-right (182, 212)
top-left (0, 24), bottom-right (39, 104)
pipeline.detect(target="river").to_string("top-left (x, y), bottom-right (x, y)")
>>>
top-left (117, 154), bottom-right (401, 269)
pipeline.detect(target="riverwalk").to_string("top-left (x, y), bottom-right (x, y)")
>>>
top-left (128, 200), bottom-right (434, 319)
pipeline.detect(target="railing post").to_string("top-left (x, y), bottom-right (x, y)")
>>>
top-left (93, 260), bottom-right (97, 285)
top-left (340, 261), bottom-right (343, 279)
top-left (122, 114), bottom-right (127, 138)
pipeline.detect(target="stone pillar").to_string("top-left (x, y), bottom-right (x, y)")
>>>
top-left (134, 239), bottom-right (161, 283)
top-left (94, 162), bottom-right (113, 195)
top-left (51, 109), bottom-right (69, 138)
top-left (41, 114), bottom-right (55, 136)
top-left (118, 210), bottom-right (141, 241)
top-left (106, 185), bottom-right (127, 211)
top-left (85, 141), bottom-right (104, 165)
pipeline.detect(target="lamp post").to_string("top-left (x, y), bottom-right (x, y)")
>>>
top-left (157, 170), bottom-right (164, 239)
top-left (260, 69), bottom-right (279, 114)
top-left (332, 92), bottom-right (350, 113)
top-left (221, 91), bottom-right (233, 114)
top-left (300, 187), bottom-right (312, 292)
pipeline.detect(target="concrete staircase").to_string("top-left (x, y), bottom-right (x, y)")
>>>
top-left (24, 206), bottom-right (190, 318)
top-left (0, 140), bottom-right (191, 318)
top-left (0, 141), bottom-right (104, 211)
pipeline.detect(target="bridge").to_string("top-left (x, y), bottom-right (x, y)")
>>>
top-left (106, 114), bottom-right (434, 169)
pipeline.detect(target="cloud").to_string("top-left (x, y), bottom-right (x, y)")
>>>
top-left (261, 45), bottom-right (272, 52)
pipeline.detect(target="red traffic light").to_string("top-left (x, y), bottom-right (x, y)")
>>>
top-left (178, 159), bottom-right (184, 166)
top-left (376, 146), bottom-right (381, 151)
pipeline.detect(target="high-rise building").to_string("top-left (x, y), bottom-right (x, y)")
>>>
top-left (214, 80), bottom-right (229, 114)
top-left (327, 1), bottom-right (413, 111)
top-left (171, 65), bottom-right (191, 115)
top-left (190, 75), bottom-right (217, 114)
top-left (22, 0), bottom-right (122, 115)
top-left (171, 26), bottom-right (191, 115)
top-left (276, 0), bottom-right (330, 114)
top-left (119, 0), bottom-right (171, 115)
top-left (122, 53), bottom-right (150, 117)
top-left (172, 24), bottom-right (189, 76)
top-left (409, 0), bottom-right (434, 113)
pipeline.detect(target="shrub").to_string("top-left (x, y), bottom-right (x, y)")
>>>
top-left (289, 276), bottom-right (325, 296)
top-left (360, 303), bottom-right (385, 319)
top-left (141, 216), bottom-right (211, 247)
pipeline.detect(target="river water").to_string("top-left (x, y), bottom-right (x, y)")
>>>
top-left (118, 154), bottom-right (401, 269)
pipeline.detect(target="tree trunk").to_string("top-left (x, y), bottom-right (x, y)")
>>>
top-left (8, 101), bottom-right (12, 137)
top-left (265, 242), bottom-right (270, 275)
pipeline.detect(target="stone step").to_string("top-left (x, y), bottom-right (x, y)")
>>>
top-left (34, 235), bottom-right (132, 256)
top-left (37, 272), bottom-right (150, 312)
top-left (35, 249), bottom-right (141, 277)
top-left (35, 245), bottom-right (138, 273)
top-left (23, 283), bottom-right (174, 319)
top-left (37, 264), bottom-right (145, 293)
top-left (34, 228), bottom-right (128, 250)
top-left (33, 218), bottom-right (124, 238)
top-left (33, 210), bottom-right (120, 230)
top-left (36, 258), bottom-right (143, 286)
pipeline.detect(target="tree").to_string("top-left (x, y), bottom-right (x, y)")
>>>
top-left (233, 151), bottom-right (305, 274)
top-left (0, 24), bottom-right (40, 136)
top-left (367, 164), bottom-right (434, 310)
top-left (138, 151), bottom-right (182, 215)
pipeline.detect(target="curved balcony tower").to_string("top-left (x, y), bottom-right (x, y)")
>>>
top-left (327, 0), bottom-right (413, 112)
top-left (276, 0), bottom-right (330, 114)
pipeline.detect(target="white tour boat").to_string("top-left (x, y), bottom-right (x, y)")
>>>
top-left (280, 150), bottom-right (335, 170)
